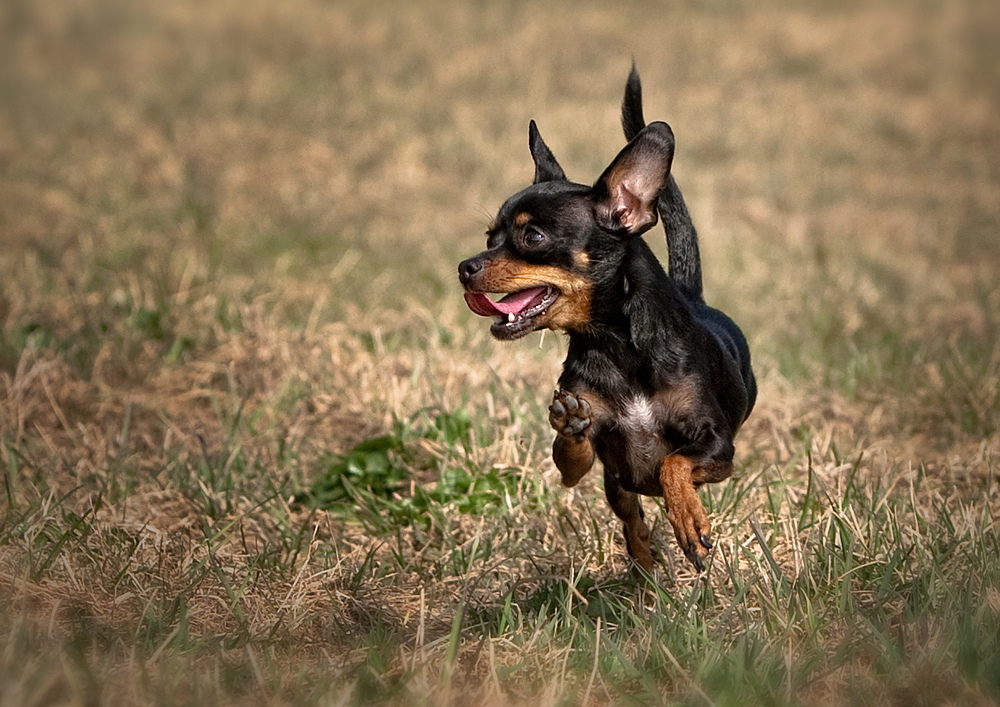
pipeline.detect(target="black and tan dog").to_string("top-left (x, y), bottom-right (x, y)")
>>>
top-left (458, 67), bottom-right (756, 573)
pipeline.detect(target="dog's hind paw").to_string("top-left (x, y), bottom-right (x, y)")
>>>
top-left (549, 389), bottom-right (592, 440)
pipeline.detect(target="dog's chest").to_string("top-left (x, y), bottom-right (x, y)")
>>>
top-left (619, 395), bottom-right (658, 441)
top-left (597, 394), bottom-right (671, 494)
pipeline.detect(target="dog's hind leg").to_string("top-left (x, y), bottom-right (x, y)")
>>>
top-left (604, 469), bottom-right (654, 573)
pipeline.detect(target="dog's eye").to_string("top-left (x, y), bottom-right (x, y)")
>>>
top-left (522, 227), bottom-right (546, 247)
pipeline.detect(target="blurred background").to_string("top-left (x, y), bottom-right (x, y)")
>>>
top-left (2, 0), bottom-right (998, 399)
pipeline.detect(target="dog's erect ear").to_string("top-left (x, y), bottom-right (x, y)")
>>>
top-left (593, 121), bottom-right (674, 235)
top-left (528, 120), bottom-right (567, 184)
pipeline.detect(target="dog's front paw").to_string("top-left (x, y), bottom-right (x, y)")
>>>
top-left (549, 390), bottom-right (592, 440)
top-left (667, 483), bottom-right (713, 572)
top-left (661, 455), bottom-right (714, 573)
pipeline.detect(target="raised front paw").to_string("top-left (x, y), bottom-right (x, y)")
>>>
top-left (549, 389), bottom-right (592, 440)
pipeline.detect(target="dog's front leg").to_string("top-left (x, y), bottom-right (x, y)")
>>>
top-left (660, 454), bottom-right (720, 572)
top-left (549, 389), bottom-right (599, 487)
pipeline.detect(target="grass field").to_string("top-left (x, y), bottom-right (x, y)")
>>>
top-left (2, 0), bottom-right (999, 704)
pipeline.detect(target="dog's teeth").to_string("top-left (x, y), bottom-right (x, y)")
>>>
top-left (508, 312), bottom-right (516, 323)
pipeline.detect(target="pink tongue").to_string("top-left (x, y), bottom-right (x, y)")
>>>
top-left (464, 287), bottom-right (547, 318)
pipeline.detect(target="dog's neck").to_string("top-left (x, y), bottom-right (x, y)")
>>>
top-left (561, 236), bottom-right (694, 391)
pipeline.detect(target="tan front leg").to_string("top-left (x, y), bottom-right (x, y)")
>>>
top-left (549, 389), bottom-right (598, 487)
top-left (660, 455), bottom-right (715, 571)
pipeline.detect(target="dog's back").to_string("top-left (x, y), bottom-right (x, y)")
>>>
top-left (621, 66), bottom-right (756, 420)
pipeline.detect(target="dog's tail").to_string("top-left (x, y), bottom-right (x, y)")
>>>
top-left (621, 65), bottom-right (703, 302)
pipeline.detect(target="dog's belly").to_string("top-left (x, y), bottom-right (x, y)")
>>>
top-left (595, 395), bottom-right (670, 496)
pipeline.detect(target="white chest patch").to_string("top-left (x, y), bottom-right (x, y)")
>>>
top-left (621, 395), bottom-right (657, 436)
top-left (618, 395), bottom-right (665, 477)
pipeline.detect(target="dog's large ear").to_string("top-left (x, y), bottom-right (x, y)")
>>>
top-left (593, 121), bottom-right (674, 235)
top-left (528, 120), bottom-right (566, 184)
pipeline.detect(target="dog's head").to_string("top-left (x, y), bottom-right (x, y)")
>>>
top-left (458, 118), bottom-right (675, 340)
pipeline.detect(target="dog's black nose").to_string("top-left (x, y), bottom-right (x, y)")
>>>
top-left (458, 258), bottom-right (482, 285)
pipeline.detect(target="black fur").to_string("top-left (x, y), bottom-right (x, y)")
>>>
top-left (622, 63), bottom-right (703, 301)
top-left (458, 68), bottom-right (756, 573)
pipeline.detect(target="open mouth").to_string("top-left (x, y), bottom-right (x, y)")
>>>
top-left (463, 285), bottom-right (560, 339)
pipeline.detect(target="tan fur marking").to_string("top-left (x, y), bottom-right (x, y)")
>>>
top-left (553, 435), bottom-right (594, 487)
top-left (573, 250), bottom-right (590, 269)
top-left (623, 517), bottom-right (653, 573)
top-left (660, 454), bottom-right (711, 563)
top-left (654, 377), bottom-right (700, 419)
top-left (471, 256), bottom-right (594, 333)
top-left (550, 389), bottom-right (611, 487)
top-left (515, 212), bottom-right (531, 227)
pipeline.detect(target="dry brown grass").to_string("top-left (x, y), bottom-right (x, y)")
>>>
top-left (1, 0), bottom-right (999, 704)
